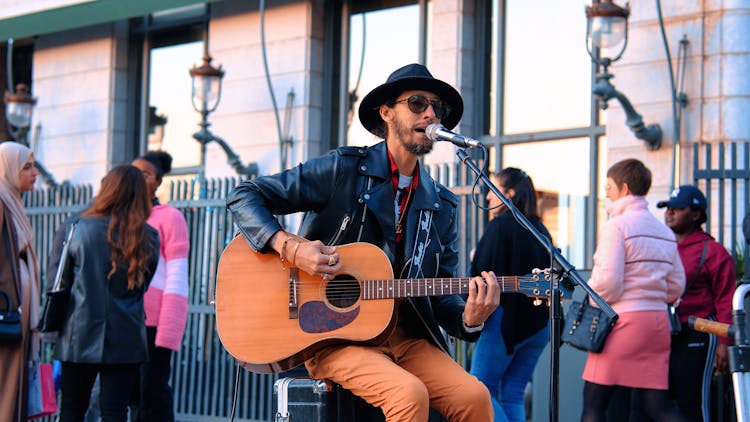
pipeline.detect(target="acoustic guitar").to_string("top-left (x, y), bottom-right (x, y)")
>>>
top-left (215, 236), bottom-right (570, 374)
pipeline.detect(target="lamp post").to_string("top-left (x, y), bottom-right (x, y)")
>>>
top-left (585, 0), bottom-right (662, 150)
top-left (4, 83), bottom-right (57, 187)
top-left (4, 83), bottom-right (35, 144)
top-left (189, 53), bottom-right (257, 184)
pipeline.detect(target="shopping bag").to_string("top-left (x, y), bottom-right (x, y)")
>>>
top-left (27, 361), bottom-right (57, 420)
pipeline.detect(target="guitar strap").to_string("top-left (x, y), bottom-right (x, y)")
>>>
top-left (673, 239), bottom-right (710, 308)
top-left (405, 210), bottom-right (433, 280)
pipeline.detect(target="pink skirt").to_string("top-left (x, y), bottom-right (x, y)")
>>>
top-left (582, 310), bottom-right (670, 389)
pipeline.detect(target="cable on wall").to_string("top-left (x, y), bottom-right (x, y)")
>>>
top-left (259, 0), bottom-right (290, 171)
top-left (656, 0), bottom-right (689, 190)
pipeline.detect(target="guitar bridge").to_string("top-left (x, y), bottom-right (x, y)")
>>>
top-left (289, 268), bottom-right (299, 319)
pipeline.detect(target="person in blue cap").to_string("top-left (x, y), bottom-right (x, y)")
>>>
top-left (227, 63), bottom-right (499, 421)
top-left (656, 185), bottom-right (735, 421)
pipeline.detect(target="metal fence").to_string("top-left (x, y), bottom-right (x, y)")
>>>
top-left (25, 142), bottom-right (750, 421)
top-left (692, 141), bottom-right (750, 277)
top-left (25, 161), bottom-right (485, 421)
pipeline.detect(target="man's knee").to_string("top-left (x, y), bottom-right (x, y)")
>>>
top-left (457, 378), bottom-right (491, 406)
top-left (444, 378), bottom-right (493, 421)
top-left (382, 378), bottom-right (430, 420)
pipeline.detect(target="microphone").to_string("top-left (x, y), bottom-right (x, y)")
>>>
top-left (425, 124), bottom-right (484, 148)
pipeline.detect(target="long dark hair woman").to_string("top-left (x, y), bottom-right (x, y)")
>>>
top-left (53, 165), bottom-right (160, 422)
top-left (469, 167), bottom-right (553, 421)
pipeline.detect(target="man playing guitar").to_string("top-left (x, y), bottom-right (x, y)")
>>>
top-left (227, 63), bottom-right (500, 421)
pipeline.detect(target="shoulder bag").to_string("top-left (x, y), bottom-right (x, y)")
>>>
top-left (37, 223), bottom-right (76, 333)
top-left (561, 295), bottom-right (616, 353)
top-left (668, 239), bottom-right (709, 335)
top-left (0, 208), bottom-right (22, 343)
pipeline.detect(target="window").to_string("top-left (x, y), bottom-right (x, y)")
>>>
top-left (148, 40), bottom-right (203, 170)
top-left (345, 2), bottom-right (422, 147)
top-left (486, 0), bottom-right (602, 268)
top-left (503, 138), bottom-right (591, 267)
top-left (502, 0), bottom-right (591, 134)
top-left (130, 5), bottom-right (207, 176)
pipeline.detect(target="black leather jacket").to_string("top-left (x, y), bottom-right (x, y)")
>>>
top-left (53, 216), bottom-right (159, 364)
top-left (227, 141), bottom-right (479, 352)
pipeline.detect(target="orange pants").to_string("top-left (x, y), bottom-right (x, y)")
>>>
top-left (305, 327), bottom-right (493, 422)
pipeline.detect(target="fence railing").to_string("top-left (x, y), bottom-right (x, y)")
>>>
top-left (24, 162), bottom-right (485, 421)
top-left (692, 141), bottom-right (750, 277)
top-left (26, 143), bottom-right (749, 420)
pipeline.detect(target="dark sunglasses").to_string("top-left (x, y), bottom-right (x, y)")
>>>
top-left (393, 95), bottom-right (450, 120)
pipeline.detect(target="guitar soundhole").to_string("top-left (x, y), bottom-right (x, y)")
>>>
top-left (325, 276), bottom-right (361, 309)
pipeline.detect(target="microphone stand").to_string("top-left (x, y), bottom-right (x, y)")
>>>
top-left (454, 146), bottom-right (618, 422)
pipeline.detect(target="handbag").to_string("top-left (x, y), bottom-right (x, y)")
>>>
top-left (0, 218), bottom-right (22, 343)
top-left (27, 360), bottom-right (57, 420)
top-left (0, 290), bottom-right (21, 343)
top-left (667, 303), bottom-right (681, 335)
top-left (561, 296), bottom-right (616, 353)
top-left (669, 240), bottom-right (709, 336)
top-left (38, 223), bottom-right (76, 333)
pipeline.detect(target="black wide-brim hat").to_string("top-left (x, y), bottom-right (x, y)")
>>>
top-left (358, 63), bottom-right (464, 136)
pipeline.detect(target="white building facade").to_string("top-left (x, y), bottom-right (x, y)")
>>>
top-left (1, 0), bottom-right (748, 419)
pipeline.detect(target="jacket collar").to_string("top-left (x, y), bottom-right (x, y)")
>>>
top-left (360, 141), bottom-right (442, 212)
top-left (606, 195), bottom-right (648, 217)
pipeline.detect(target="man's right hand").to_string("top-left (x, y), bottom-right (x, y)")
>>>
top-left (270, 231), bottom-right (342, 279)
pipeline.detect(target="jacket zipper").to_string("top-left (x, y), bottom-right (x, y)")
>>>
top-left (328, 215), bottom-right (351, 246)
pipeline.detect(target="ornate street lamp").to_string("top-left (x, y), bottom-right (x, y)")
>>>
top-left (189, 53), bottom-right (257, 181)
top-left (586, 0), bottom-right (662, 150)
top-left (4, 83), bottom-right (36, 144)
top-left (4, 83), bottom-right (57, 187)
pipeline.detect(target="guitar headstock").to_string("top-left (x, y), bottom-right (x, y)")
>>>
top-left (518, 268), bottom-right (574, 305)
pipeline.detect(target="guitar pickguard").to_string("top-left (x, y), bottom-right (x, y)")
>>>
top-left (299, 301), bottom-right (360, 333)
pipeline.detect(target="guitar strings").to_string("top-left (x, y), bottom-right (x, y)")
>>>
top-left (291, 278), bottom-right (543, 300)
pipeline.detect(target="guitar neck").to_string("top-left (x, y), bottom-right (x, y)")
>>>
top-left (361, 277), bottom-right (521, 300)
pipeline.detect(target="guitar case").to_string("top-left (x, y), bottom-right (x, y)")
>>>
top-left (274, 377), bottom-right (384, 422)
top-left (274, 376), bottom-right (447, 422)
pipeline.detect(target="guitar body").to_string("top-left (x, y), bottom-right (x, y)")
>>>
top-left (215, 237), bottom-right (397, 373)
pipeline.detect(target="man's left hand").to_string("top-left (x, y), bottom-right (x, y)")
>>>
top-left (463, 271), bottom-right (500, 327)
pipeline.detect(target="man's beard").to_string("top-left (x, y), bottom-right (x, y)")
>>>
top-left (393, 118), bottom-right (433, 156)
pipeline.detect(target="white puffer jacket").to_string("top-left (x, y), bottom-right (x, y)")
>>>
top-left (588, 195), bottom-right (685, 314)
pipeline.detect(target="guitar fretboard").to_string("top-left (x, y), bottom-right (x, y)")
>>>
top-left (362, 277), bottom-right (523, 300)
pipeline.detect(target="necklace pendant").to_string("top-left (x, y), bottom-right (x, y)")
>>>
top-left (396, 224), bottom-right (403, 235)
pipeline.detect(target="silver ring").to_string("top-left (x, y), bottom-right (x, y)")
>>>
top-left (323, 273), bottom-right (329, 281)
top-left (327, 255), bottom-right (336, 266)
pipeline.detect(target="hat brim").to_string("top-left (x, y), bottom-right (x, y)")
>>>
top-left (656, 199), bottom-right (688, 209)
top-left (358, 77), bottom-right (464, 136)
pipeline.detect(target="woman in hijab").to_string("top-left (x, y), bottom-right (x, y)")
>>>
top-left (0, 141), bottom-right (41, 421)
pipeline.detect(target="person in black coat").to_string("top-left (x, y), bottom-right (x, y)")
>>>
top-left (469, 167), bottom-right (553, 421)
top-left (53, 165), bottom-right (159, 422)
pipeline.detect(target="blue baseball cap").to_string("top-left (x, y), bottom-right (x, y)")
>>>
top-left (656, 185), bottom-right (707, 210)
